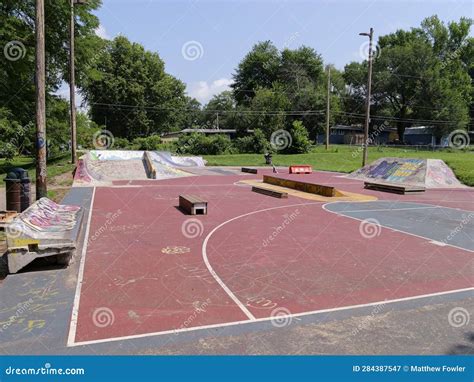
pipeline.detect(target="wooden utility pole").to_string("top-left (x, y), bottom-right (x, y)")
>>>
top-left (69, 0), bottom-right (77, 164)
top-left (360, 27), bottom-right (374, 167)
top-left (325, 67), bottom-right (331, 150)
top-left (35, 0), bottom-right (47, 199)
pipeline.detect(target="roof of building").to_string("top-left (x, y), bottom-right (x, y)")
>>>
top-left (330, 125), bottom-right (365, 132)
top-left (162, 128), bottom-right (254, 137)
top-left (404, 126), bottom-right (434, 135)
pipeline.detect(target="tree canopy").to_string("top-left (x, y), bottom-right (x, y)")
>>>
top-left (0, 5), bottom-right (472, 157)
top-left (83, 36), bottom-right (188, 139)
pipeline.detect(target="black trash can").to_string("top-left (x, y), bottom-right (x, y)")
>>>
top-left (18, 170), bottom-right (31, 212)
top-left (264, 153), bottom-right (273, 165)
top-left (4, 168), bottom-right (31, 212)
top-left (4, 172), bottom-right (21, 213)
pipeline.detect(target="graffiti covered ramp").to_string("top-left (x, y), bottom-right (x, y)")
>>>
top-left (347, 157), bottom-right (467, 189)
top-left (73, 150), bottom-right (206, 186)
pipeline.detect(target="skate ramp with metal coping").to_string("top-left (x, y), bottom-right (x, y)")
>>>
top-left (347, 157), bottom-right (467, 189)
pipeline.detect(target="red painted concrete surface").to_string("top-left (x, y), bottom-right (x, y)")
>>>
top-left (73, 171), bottom-right (473, 343)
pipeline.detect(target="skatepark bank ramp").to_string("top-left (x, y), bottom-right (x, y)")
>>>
top-left (347, 157), bottom-right (467, 189)
top-left (73, 150), bottom-right (206, 186)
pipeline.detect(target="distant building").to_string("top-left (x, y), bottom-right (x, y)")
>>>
top-left (403, 126), bottom-right (437, 145)
top-left (161, 129), bottom-right (249, 142)
top-left (317, 125), bottom-right (396, 145)
top-left (403, 126), bottom-right (462, 146)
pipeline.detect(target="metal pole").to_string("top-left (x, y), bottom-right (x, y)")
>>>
top-left (362, 27), bottom-right (374, 167)
top-left (325, 67), bottom-right (331, 150)
top-left (35, 0), bottom-right (47, 199)
top-left (69, 0), bottom-right (77, 164)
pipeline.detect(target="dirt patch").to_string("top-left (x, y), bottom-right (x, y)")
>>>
top-left (48, 187), bottom-right (70, 203)
top-left (50, 171), bottom-right (74, 188)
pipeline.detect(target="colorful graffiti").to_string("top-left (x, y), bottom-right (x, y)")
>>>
top-left (348, 157), bottom-right (466, 188)
top-left (9, 198), bottom-right (81, 236)
top-left (373, 159), bottom-right (425, 183)
top-left (73, 159), bottom-right (92, 183)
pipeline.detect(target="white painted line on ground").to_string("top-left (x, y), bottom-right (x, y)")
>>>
top-left (67, 187), bottom-right (96, 347)
top-left (68, 287), bottom-right (474, 347)
top-left (322, 202), bottom-right (474, 253)
top-left (201, 202), bottom-right (322, 321)
top-left (327, 200), bottom-right (473, 213)
top-left (334, 206), bottom-right (440, 213)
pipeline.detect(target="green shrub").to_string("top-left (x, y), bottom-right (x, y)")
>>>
top-left (132, 135), bottom-right (162, 150)
top-left (177, 133), bottom-right (232, 155)
top-left (234, 129), bottom-right (269, 153)
top-left (113, 137), bottom-right (132, 149)
top-left (0, 142), bottom-right (16, 162)
top-left (284, 120), bottom-right (311, 154)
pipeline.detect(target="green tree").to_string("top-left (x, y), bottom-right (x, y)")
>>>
top-left (202, 91), bottom-right (236, 130)
top-left (83, 36), bottom-right (188, 139)
top-left (182, 97), bottom-right (202, 129)
top-left (285, 120), bottom-right (311, 154)
top-left (245, 85), bottom-right (290, 139)
top-left (343, 16), bottom-right (472, 141)
top-left (234, 128), bottom-right (269, 153)
top-left (232, 41), bottom-right (281, 105)
top-left (0, 0), bottom-right (102, 126)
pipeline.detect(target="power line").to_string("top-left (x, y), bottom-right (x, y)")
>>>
top-left (88, 102), bottom-right (326, 115)
top-left (89, 101), bottom-right (465, 125)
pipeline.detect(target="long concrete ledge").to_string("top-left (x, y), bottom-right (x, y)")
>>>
top-left (263, 175), bottom-right (343, 197)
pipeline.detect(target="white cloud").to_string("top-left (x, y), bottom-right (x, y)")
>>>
top-left (187, 78), bottom-right (233, 104)
top-left (95, 24), bottom-right (110, 40)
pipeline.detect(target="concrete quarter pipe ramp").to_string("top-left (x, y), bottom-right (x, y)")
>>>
top-left (347, 157), bottom-right (466, 189)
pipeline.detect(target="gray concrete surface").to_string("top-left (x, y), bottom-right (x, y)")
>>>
top-left (325, 201), bottom-right (474, 251)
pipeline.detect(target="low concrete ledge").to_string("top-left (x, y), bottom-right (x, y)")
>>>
top-left (263, 175), bottom-right (342, 197)
top-left (6, 198), bottom-right (83, 273)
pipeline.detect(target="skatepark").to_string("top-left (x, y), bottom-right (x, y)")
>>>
top-left (0, 152), bottom-right (472, 354)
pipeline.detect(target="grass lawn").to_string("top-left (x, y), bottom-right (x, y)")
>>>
top-left (0, 154), bottom-right (75, 184)
top-left (204, 145), bottom-right (474, 186)
top-left (0, 155), bottom-right (74, 203)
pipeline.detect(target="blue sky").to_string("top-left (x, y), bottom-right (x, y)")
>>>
top-left (93, 0), bottom-right (472, 104)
